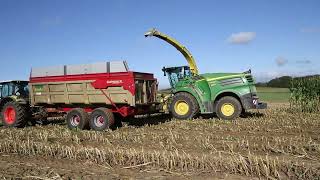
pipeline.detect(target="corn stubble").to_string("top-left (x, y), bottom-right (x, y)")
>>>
top-left (0, 108), bottom-right (319, 179)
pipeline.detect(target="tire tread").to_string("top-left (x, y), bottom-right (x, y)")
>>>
top-left (1, 101), bottom-right (27, 128)
top-left (170, 92), bottom-right (199, 120)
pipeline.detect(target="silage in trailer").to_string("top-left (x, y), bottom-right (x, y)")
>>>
top-left (289, 76), bottom-right (320, 113)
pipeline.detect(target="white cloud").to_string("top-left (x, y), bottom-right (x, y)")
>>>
top-left (275, 56), bottom-right (288, 67)
top-left (227, 32), bottom-right (256, 44)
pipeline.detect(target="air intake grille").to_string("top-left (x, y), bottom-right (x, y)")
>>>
top-left (245, 75), bottom-right (254, 83)
top-left (220, 78), bottom-right (243, 86)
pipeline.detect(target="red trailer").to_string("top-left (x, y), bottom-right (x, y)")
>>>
top-left (27, 61), bottom-right (159, 130)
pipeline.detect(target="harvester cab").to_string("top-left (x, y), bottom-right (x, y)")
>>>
top-left (162, 66), bottom-right (192, 88)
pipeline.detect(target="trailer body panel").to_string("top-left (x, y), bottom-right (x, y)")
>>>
top-left (29, 62), bottom-right (158, 114)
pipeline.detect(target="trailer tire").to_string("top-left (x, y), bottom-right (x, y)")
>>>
top-left (170, 92), bottom-right (199, 120)
top-left (89, 108), bottom-right (115, 131)
top-left (66, 108), bottom-right (89, 130)
top-left (216, 96), bottom-right (242, 120)
top-left (1, 101), bottom-right (27, 128)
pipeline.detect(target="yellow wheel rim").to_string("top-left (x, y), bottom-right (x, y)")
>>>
top-left (221, 103), bottom-right (235, 117)
top-left (174, 100), bottom-right (189, 116)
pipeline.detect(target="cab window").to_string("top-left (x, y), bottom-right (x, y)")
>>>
top-left (2, 84), bottom-right (9, 97)
top-left (15, 82), bottom-right (29, 96)
top-left (8, 83), bottom-right (14, 96)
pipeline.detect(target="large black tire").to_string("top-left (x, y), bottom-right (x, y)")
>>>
top-left (216, 96), bottom-right (242, 120)
top-left (66, 108), bottom-right (89, 130)
top-left (1, 101), bottom-right (27, 128)
top-left (170, 92), bottom-right (199, 120)
top-left (89, 108), bottom-right (115, 131)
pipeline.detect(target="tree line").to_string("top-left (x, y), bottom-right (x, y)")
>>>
top-left (256, 75), bottom-right (320, 88)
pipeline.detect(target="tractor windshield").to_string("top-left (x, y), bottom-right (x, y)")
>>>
top-left (15, 82), bottom-right (29, 97)
top-left (164, 66), bottom-right (191, 88)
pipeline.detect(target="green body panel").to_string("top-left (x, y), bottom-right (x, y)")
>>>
top-left (172, 72), bottom-right (256, 113)
top-left (173, 77), bottom-right (211, 112)
top-left (202, 72), bottom-right (255, 99)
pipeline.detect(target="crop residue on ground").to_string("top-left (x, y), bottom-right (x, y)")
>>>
top-left (0, 106), bottom-right (319, 179)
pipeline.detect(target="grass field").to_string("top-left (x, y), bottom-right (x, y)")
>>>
top-left (0, 105), bottom-right (319, 179)
top-left (256, 87), bottom-right (290, 103)
top-left (161, 87), bottom-right (291, 103)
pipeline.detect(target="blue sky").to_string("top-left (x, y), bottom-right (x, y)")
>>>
top-left (0, 0), bottom-right (319, 88)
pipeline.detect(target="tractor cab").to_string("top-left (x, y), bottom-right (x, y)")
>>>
top-left (0, 81), bottom-right (29, 127)
top-left (0, 81), bottom-right (29, 100)
top-left (162, 66), bottom-right (192, 88)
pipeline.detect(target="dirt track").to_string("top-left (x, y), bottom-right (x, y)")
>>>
top-left (0, 104), bottom-right (319, 179)
top-left (0, 154), bottom-right (251, 179)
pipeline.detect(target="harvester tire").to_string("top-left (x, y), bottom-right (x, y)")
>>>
top-left (170, 92), bottom-right (199, 120)
top-left (89, 108), bottom-right (115, 131)
top-left (1, 101), bottom-right (27, 128)
top-left (216, 96), bottom-right (242, 120)
top-left (66, 108), bottom-right (89, 130)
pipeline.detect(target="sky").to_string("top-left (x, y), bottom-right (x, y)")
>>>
top-left (0, 0), bottom-right (319, 88)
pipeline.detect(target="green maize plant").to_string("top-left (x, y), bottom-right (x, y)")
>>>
top-left (289, 76), bottom-right (320, 113)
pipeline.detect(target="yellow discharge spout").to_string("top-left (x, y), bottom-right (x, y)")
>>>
top-left (145, 28), bottom-right (199, 75)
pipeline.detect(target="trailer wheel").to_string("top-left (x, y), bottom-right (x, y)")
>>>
top-left (66, 108), bottom-right (89, 130)
top-left (89, 108), bottom-right (115, 131)
top-left (170, 92), bottom-right (199, 120)
top-left (1, 101), bottom-right (27, 128)
top-left (216, 96), bottom-right (242, 120)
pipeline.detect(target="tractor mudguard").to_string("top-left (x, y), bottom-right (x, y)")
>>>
top-left (173, 88), bottom-right (206, 113)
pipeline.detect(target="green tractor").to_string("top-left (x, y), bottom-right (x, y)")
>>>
top-left (145, 29), bottom-right (267, 120)
top-left (0, 81), bottom-right (30, 127)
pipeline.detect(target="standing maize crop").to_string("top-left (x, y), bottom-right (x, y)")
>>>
top-left (289, 76), bottom-right (320, 113)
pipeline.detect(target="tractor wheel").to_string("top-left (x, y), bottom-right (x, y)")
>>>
top-left (89, 108), bottom-right (115, 131)
top-left (66, 108), bottom-right (89, 130)
top-left (1, 101), bottom-right (27, 128)
top-left (216, 96), bottom-right (242, 120)
top-left (170, 92), bottom-right (199, 120)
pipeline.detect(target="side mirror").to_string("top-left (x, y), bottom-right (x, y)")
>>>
top-left (162, 67), bottom-right (166, 76)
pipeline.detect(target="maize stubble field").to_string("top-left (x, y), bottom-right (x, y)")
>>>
top-left (0, 103), bottom-right (319, 179)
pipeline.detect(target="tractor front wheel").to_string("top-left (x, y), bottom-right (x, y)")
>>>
top-left (1, 101), bottom-right (27, 128)
top-left (216, 96), bottom-right (242, 120)
top-left (170, 92), bottom-right (199, 120)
